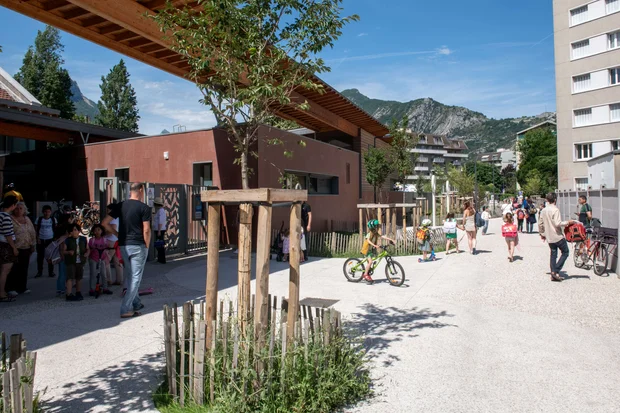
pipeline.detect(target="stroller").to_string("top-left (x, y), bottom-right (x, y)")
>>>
top-left (271, 221), bottom-right (285, 261)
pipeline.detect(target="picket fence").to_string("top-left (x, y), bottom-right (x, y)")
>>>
top-left (162, 297), bottom-right (342, 406)
top-left (272, 227), bottom-right (448, 257)
top-left (0, 333), bottom-right (37, 413)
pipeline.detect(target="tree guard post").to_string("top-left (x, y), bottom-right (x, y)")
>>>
top-left (205, 202), bottom-right (221, 348)
top-left (254, 201), bottom-right (272, 362)
top-left (287, 201), bottom-right (302, 344)
top-left (238, 202), bottom-right (253, 335)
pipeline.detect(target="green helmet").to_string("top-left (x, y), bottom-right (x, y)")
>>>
top-left (368, 219), bottom-right (380, 230)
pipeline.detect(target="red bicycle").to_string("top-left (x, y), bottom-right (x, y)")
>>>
top-left (573, 226), bottom-right (617, 276)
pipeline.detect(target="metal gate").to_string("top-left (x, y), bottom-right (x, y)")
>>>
top-left (153, 184), bottom-right (188, 256)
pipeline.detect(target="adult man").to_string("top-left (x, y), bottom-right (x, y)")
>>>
top-left (301, 201), bottom-right (312, 261)
top-left (103, 183), bottom-right (151, 318)
top-left (575, 195), bottom-right (592, 226)
top-left (539, 192), bottom-right (575, 282)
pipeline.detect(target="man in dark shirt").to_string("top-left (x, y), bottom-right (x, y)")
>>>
top-left (103, 182), bottom-right (151, 318)
top-left (575, 195), bottom-right (592, 226)
top-left (301, 202), bottom-right (312, 261)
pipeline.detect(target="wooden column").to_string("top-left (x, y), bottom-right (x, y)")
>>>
top-left (238, 202), bottom-right (253, 335)
top-left (391, 207), bottom-right (397, 238)
top-left (254, 202), bottom-right (272, 360)
top-left (205, 202), bottom-right (221, 348)
top-left (359, 208), bottom-right (363, 247)
top-left (385, 207), bottom-right (391, 237)
top-left (402, 207), bottom-right (407, 248)
top-left (377, 207), bottom-right (383, 227)
top-left (287, 202), bottom-right (302, 343)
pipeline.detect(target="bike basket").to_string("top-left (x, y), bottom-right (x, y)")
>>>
top-left (592, 227), bottom-right (618, 245)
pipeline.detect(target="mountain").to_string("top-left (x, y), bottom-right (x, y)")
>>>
top-left (341, 89), bottom-right (556, 154)
top-left (70, 80), bottom-right (99, 121)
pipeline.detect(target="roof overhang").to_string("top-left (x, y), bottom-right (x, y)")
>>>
top-left (0, 0), bottom-right (389, 137)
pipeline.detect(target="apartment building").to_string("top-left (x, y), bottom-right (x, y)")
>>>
top-left (553, 0), bottom-right (620, 190)
top-left (408, 133), bottom-right (468, 181)
top-left (477, 150), bottom-right (516, 170)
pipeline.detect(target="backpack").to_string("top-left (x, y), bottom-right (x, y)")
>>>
top-left (564, 223), bottom-right (586, 243)
top-left (443, 220), bottom-right (457, 234)
top-left (528, 207), bottom-right (538, 215)
top-left (44, 239), bottom-right (62, 265)
top-left (416, 228), bottom-right (429, 244)
top-left (517, 210), bottom-right (525, 220)
top-left (502, 223), bottom-right (518, 238)
top-left (475, 212), bottom-right (485, 228)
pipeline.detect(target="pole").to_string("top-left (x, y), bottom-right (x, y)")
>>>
top-left (431, 174), bottom-right (437, 227)
top-left (205, 202), bottom-right (221, 348)
top-left (474, 161), bottom-right (479, 208)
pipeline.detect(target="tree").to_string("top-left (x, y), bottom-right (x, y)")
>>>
top-left (153, 0), bottom-right (358, 189)
top-left (388, 116), bottom-right (417, 200)
top-left (522, 169), bottom-right (544, 196)
top-left (517, 127), bottom-right (557, 193)
top-left (501, 164), bottom-right (517, 194)
top-left (14, 26), bottom-right (74, 119)
top-left (465, 161), bottom-right (502, 189)
top-left (445, 165), bottom-right (475, 196)
top-left (95, 59), bottom-right (140, 132)
top-left (363, 147), bottom-right (391, 203)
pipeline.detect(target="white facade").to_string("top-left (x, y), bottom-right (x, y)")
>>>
top-left (573, 102), bottom-right (620, 127)
top-left (587, 151), bottom-right (619, 188)
top-left (570, 0), bottom-right (620, 27)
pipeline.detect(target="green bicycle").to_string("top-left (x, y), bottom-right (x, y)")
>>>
top-left (342, 245), bottom-right (406, 286)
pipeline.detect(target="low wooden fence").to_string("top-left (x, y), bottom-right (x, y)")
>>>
top-left (272, 228), bottom-right (447, 257)
top-left (0, 333), bottom-right (38, 413)
top-left (162, 297), bottom-right (342, 406)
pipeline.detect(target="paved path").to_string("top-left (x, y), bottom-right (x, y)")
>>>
top-left (2, 218), bottom-right (620, 412)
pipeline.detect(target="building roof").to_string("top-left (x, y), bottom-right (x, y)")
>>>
top-left (516, 120), bottom-right (556, 136)
top-left (2, 0), bottom-right (389, 138)
top-left (0, 66), bottom-right (61, 117)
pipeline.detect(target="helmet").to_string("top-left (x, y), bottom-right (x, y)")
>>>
top-left (367, 219), bottom-right (380, 230)
top-left (422, 218), bottom-right (432, 227)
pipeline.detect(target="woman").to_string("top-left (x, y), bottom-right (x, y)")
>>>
top-left (0, 196), bottom-right (19, 302)
top-left (105, 204), bottom-right (123, 285)
top-left (526, 197), bottom-right (537, 233)
top-left (459, 201), bottom-right (477, 255)
top-left (6, 202), bottom-right (36, 296)
top-left (153, 198), bottom-right (167, 264)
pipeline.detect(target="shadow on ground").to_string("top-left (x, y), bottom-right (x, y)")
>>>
top-left (349, 304), bottom-right (456, 367)
top-left (39, 351), bottom-right (163, 413)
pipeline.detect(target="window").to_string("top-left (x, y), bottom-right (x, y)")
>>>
top-left (607, 0), bottom-right (620, 14)
top-left (612, 140), bottom-right (620, 151)
top-left (308, 175), bottom-right (338, 195)
top-left (574, 108), bottom-right (593, 126)
top-left (192, 162), bottom-right (213, 187)
top-left (573, 74), bottom-right (591, 92)
top-left (610, 68), bottom-right (620, 85)
top-left (575, 143), bottom-right (593, 160)
top-left (571, 5), bottom-right (589, 25)
top-left (609, 31), bottom-right (620, 49)
top-left (434, 137), bottom-right (442, 145)
top-left (610, 103), bottom-right (620, 121)
top-left (572, 40), bottom-right (590, 59)
top-left (575, 177), bottom-right (589, 190)
top-left (114, 168), bottom-right (129, 182)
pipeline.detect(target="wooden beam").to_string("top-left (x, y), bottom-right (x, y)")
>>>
top-left (0, 121), bottom-right (71, 143)
top-left (98, 23), bottom-right (125, 35)
top-left (78, 14), bottom-right (106, 28)
top-left (287, 202), bottom-right (302, 344)
top-left (202, 189), bottom-right (307, 203)
top-left (254, 202), bottom-right (272, 362)
top-left (113, 30), bottom-right (142, 42)
top-left (139, 43), bottom-right (169, 54)
top-left (237, 202), bottom-right (252, 336)
top-left (41, 0), bottom-right (69, 11)
top-left (0, 0), bottom-right (189, 78)
top-left (289, 91), bottom-right (358, 137)
top-left (59, 6), bottom-right (90, 20)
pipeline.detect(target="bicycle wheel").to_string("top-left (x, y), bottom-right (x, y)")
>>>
top-left (385, 259), bottom-right (406, 286)
top-left (343, 258), bottom-right (364, 282)
top-left (81, 217), bottom-right (93, 235)
top-left (593, 244), bottom-right (608, 276)
top-left (573, 242), bottom-right (586, 268)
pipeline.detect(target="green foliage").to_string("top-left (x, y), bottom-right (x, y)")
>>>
top-left (363, 146), bottom-right (391, 198)
top-left (73, 113), bottom-right (90, 123)
top-left (152, 1), bottom-right (358, 189)
top-left (517, 127), bottom-right (557, 193)
top-left (14, 26), bottom-right (74, 119)
top-left (154, 319), bottom-right (371, 413)
top-left (95, 59), bottom-right (140, 132)
top-left (445, 165), bottom-right (474, 196)
top-left (501, 164), bottom-right (517, 194)
top-left (522, 169), bottom-right (544, 196)
top-left (464, 162), bottom-right (503, 189)
top-left (264, 116), bottom-right (299, 130)
top-left (388, 116), bottom-right (417, 182)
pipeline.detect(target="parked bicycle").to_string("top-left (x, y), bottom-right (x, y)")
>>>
top-left (75, 202), bottom-right (100, 236)
top-left (342, 245), bottom-right (406, 286)
top-left (573, 226), bottom-right (618, 276)
top-left (51, 199), bottom-right (71, 222)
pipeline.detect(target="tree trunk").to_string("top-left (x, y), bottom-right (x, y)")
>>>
top-left (240, 148), bottom-right (249, 190)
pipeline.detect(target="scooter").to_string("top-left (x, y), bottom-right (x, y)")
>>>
top-left (418, 249), bottom-right (437, 263)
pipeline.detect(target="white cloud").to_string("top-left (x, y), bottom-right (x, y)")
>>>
top-left (357, 32), bottom-right (368, 37)
top-left (436, 46), bottom-right (452, 56)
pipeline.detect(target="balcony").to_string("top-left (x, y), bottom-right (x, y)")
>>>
top-left (406, 174), bottom-right (432, 180)
top-left (414, 166), bottom-right (429, 172)
top-left (411, 148), bottom-right (448, 155)
top-left (418, 156), bottom-right (429, 162)
top-left (443, 152), bottom-right (468, 158)
top-left (433, 157), bottom-right (445, 163)
top-left (453, 161), bottom-right (462, 167)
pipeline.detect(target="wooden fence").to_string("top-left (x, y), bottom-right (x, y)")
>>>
top-left (162, 297), bottom-right (342, 406)
top-left (0, 333), bottom-right (38, 413)
top-left (272, 228), bottom-right (448, 257)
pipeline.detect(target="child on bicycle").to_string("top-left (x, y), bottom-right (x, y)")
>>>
top-left (360, 219), bottom-right (394, 284)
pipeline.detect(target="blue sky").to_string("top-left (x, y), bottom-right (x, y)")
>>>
top-left (0, 0), bottom-right (555, 135)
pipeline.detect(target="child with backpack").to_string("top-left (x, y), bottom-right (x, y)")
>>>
top-left (443, 213), bottom-right (459, 255)
top-left (501, 212), bottom-right (519, 262)
top-left (35, 205), bottom-right (57, 278)
top-left (516, 208), bottom-right (525, 232)
top-left (88, 224), bottom-right (113, 297)
top-left (417, 219), bottom-right (435, 262)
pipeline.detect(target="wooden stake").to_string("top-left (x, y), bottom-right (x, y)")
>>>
top-left (287, 202), bottom-right (302, 344)
top-left (402, 206), bottom-right (407, 248)
top-left (9, 334), bottom-right (22, 365)
top-left (254, 201), bottom-right (272, 370)
top-left (391, 207), bottom-right (396, 239)
top-left (180, 322), bottom-right (185, 407)
top-left (238, 202), bottom-right (253, 336)
top-left (205, 202), bottom-right (221, 348)
top-left (358, 208), bottom-right (363, 240)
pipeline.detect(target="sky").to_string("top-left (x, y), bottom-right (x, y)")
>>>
top-left (0, 0), bottom-right (556, 135)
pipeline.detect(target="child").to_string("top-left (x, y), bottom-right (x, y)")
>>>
top-left (88, 224), bottom-right (113, 297)
top-left (516, 208), bottom-right (525, 233)
top-left (417, 219), bottom-right (435, 262)
top-left (35, 204), bottom-right (57, 278)
top-left (443, 213), bottom-right (459, 254)
top-left (360, 219), bottom-right (394, 283)
top-left (282, 229), bottom-right (290, 262)
top-left (53, 225), bottom-right (69, 296)
top-left (481, 206), bottom-right (490, 235)
top-left (60, 223), bottom-right (89, 301)
top-left (501, 212), bottom-right (519, 262)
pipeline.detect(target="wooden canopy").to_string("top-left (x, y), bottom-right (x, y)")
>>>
top-left (0, 0), bottom-right (389, 138)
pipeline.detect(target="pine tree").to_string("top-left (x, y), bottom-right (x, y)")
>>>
top-left (95, 59), bottom-right (139, 132)
top-left (14, 26), bottom-right (75, 119)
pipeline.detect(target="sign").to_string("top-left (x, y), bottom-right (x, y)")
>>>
top-left (147, 187), bottom-right (155, 207)
top-left (193, 194), bottom-right (205, 221)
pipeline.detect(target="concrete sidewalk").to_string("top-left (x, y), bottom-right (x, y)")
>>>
top-left (2, 218), bottom-right (620, 412)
